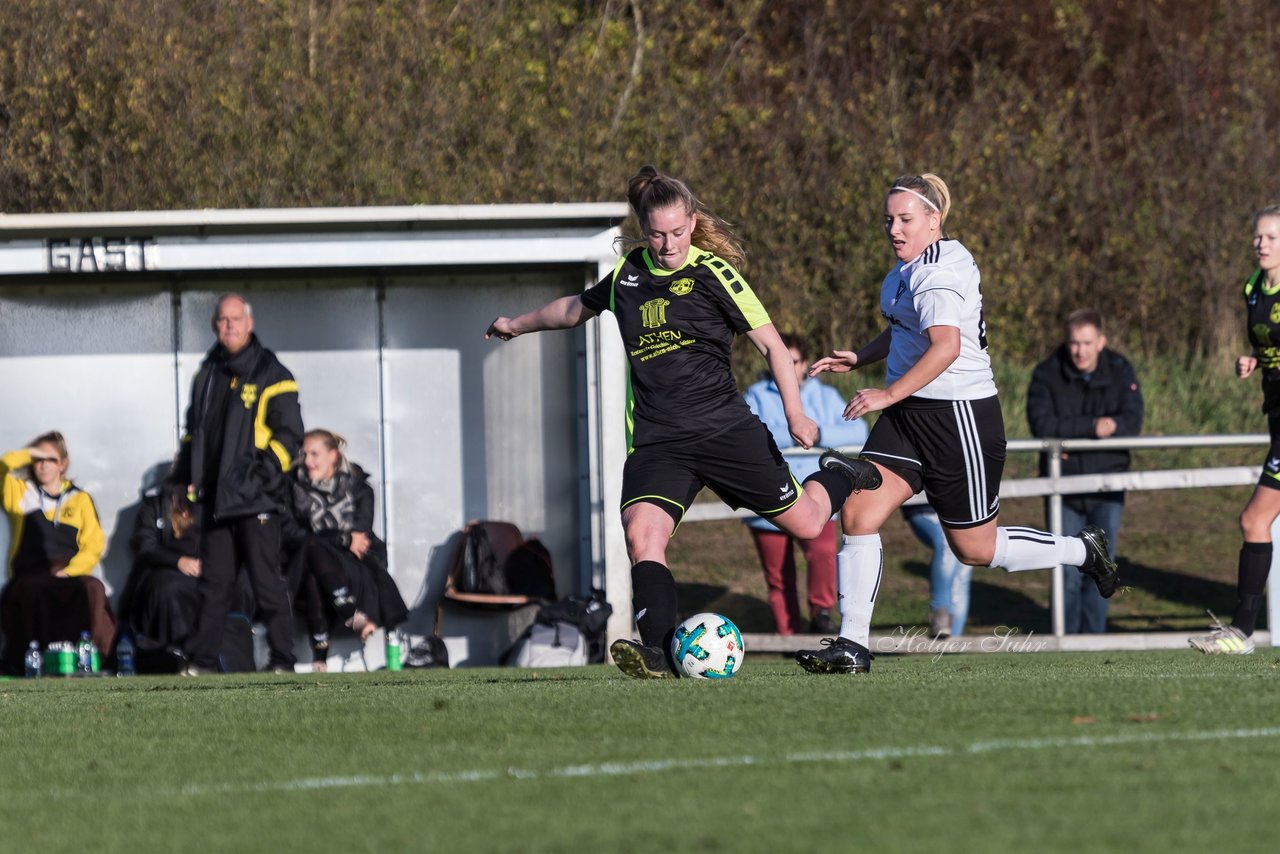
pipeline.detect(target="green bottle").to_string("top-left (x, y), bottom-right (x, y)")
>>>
top-left (385, 628), bottom-right (402, 671)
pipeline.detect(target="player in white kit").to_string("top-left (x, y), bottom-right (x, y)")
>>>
top-left (796, 173), bottom-right (1117, 674)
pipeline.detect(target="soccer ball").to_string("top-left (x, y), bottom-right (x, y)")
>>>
top-left (670, 612), bottom-right (744, 679)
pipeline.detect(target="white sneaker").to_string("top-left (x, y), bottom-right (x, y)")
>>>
top-left (1188, 611), bottom-right (1255, 655)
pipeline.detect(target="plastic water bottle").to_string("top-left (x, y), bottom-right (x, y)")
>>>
top-left (76, 631), bottom-right (93, 674)
top-left (385, 628), bottom-right (402, 672)
top-left (24, 641), bottom-right (42, 678)
top-left (116, 634), bottom-right (136, 677)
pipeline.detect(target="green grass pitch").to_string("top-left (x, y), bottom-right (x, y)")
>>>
top-left (3, 650), bottom-right (1278, 853)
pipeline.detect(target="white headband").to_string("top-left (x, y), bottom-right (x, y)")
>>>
top-left (888, 185), bottom-right (939, 212)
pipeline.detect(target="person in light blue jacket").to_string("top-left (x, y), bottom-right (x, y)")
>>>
top-left (744, 332), bottom-right (870, 634)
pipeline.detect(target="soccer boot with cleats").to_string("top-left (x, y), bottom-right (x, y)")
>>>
top-left (818, 449), bottom-right (883, 492)
top-left (1188, 611), bottom-right (1255, 655)
top-left (1077, 525), bottom-right (1119, 598)
top-left (795, 637), bottom-right (874, 674)
top-left (610, 638), bottom-right (677, 679)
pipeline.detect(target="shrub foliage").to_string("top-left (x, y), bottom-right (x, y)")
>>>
top-left (1, 0), bottom-right (1275, 362)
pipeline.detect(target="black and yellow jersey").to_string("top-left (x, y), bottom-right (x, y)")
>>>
top-left (2, 449), bottom-right (105, 578)
top-left (1244, 270), bottom-right (1280, 414)
top-left (581, 245), bottom-right (772, 448)
top-left (1245, 269), bottom-right (1280, 368)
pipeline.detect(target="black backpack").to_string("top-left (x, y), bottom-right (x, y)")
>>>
top-left (503, 538), bottom-right (557, 600)
top-left (458, 523), bottom-right (558, 600)
top-left (459, 524), bottom-right (508, 595)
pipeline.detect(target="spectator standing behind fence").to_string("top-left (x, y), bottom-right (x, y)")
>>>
top-left (172, 294), bottom-right (303, 675)
top-left (743, 332), bottom-right (869, 635)
top-left (1191, 205), bottom-right (1280, 655)
top-left (0, 432), bottom-right (115, 674)
top-left (1027, 309), bottom-right (1144, 634)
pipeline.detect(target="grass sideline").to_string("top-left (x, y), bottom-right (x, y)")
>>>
top-left (3, 651), bottom-right (1279, 853)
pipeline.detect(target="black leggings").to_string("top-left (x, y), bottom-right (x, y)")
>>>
top-left (295, 539), bottom-right (359, 635)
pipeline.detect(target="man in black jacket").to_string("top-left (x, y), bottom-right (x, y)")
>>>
top-left (1027, 309), bottom-right (1144, 633)
top-left (173, 294), bottom-right (303, 673)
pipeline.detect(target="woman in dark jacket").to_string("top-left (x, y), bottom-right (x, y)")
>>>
top-left (284, 430), bottom-right (408, 671)
top-left (118, 474), bottom-right (256, 673)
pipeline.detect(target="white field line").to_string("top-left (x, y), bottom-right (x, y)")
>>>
top-left (176, 726), bottom-right (1280, 798)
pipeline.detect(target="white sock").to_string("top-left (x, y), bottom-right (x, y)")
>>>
top-left (992, 526), bottom-right (1087, 572)
top-left (837, 533), bottom-right (883, 647)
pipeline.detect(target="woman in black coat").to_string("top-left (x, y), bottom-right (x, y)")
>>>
top-left (284, 430), bottom-right (408, 671)
top-left (120, 477), bottom-right (256, 673)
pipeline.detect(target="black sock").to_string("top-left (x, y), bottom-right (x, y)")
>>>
top-left (1231, 542), bottom-right (1271, 635)
top-left (631, 561), bottom-right (678, 648)
top-left (803, 469), bottom-right (854, 514)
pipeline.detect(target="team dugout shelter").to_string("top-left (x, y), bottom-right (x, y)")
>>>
top-left (0, 204), bottom-right (635, 666)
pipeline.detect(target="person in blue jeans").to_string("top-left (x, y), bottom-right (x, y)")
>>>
top-left (1027, 308), bottom-right (1144, 633)
top-left (901, 503), bottom-right (970, 637)
top-left (743, 332), bottom-right (869, 634)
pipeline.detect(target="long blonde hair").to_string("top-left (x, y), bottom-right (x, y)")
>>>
top-left (887, 173), bottom-right (953, 234)
top-left (620, 165), bottom-right (747, 270)
top-left (304, 429), bottom-right (349, 469)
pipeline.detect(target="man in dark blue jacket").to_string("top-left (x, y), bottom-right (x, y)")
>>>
top-left (1027, 309), bottom-right (1144, 633)
top-left (173, 294), bottom-right (303, 673)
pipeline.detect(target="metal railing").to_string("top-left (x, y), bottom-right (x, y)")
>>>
top-left (685, 434), bottom-right (1277, 643)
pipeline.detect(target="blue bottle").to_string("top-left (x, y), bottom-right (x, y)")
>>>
top-left (24, 641), bottom-right (42, 678)
top-left (116, 634), bottom-right (136, 677)
top-left (76, 631), bottom-right (93, 674)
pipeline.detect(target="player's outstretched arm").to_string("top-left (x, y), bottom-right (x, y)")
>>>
top-left (810, 328), bottom-right (891, 376)
top-left (485, 294), bottom-right (597, 341)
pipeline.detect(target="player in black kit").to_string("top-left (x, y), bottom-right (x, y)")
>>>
top-left (486, 165), bottom-right (881, 678)
top-left (1190, 204), bottom-right (1280, 655)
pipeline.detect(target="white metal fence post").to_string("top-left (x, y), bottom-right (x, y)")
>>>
top-left (1048, 441), bottom-right (1065, 638)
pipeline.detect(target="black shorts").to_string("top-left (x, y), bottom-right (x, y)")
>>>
top-left (621, 418), bottom-right (802, 526)
top-left (860, 395), bottom-right (1006, 529)
top-left (1260, 412), bottom-right (1280, 490)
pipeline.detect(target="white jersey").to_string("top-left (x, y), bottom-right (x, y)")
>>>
top-left (880, 238), bottom-right (997, 401)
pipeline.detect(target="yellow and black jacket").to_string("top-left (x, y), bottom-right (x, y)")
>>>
top-left (173, 333), bottom-right (304, 521)
top-left (2, 449), bottom-right (105, 578)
